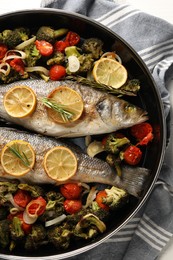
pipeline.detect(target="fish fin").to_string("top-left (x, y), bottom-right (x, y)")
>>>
top-left (117, 166), bottom-right (150, 197)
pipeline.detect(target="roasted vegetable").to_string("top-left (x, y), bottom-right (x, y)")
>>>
top-left (103, 134), bottom-right (130, 154)
top-left (103, 186), bottom-right (128, 210)
top-left (46, 51), bottom-right (65, 66)
top-left (47, 222), bottom-right (72, 249)
top-left (24, 43), bottom-right (41, 67)
top-left (82, 38), bottom-right (103, 59)
top-left (18, 183), bottom-right (44, 198)
top-left (0, 67), bottom-right (28, 84)
top-left (74, 213), bottom-right (106, 239)
top-left (10, 216), bottom-right (25, 241)
top-left (24, 223), bottom-right (47, 251)
top-left (0, 180), bottom-right (19, 194)
top-left (0, 27), bottom-right (30, 49)
top-left (36, 26), bottom-right (68, 43)
top-left (0, 219), bottom-right (10, 248)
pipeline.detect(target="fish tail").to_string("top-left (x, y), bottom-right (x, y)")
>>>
top-left (112, 166), bottom-right (150, 197)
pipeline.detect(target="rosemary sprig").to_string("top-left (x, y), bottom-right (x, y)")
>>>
top-left (66, 75), bottom-right (140, 96)
top-left (42, 97), bottom-right (74, 123)
top-left (9, 145), bottom-right (30, 168)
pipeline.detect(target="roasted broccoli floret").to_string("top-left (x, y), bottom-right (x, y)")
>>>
top-left (24, 43), bottom-right (41, 67)
top-left (103, 186), bottom-right (128, 210)
top-left (47, 51), bottom-right (65, 66)
top-left (40, 191), bottom-right (64, 221)
top-left (121, 79), bottom-right (140, 93)
top-left (82, 38), bottom-right (104, 59)
top-left (91, 201), bottom-right (109, 221)
top-left (103, 134), bottom-right (130, 154)
top-left (0, 68), bottom-right (28, 84)
top-left (78, 54), bottom-right (94, 73)
top-left (0, 219), bottom-right (10, 248)
top-left (25, 223), bottom-right (47, 251)
top-left (1, 27), bottom-right (30, 49)
top-left (18, 183), bottom-right (44, 198)
top-left (47, 222), bottom-right (72, 250)
top-left (0, 180), bottom-right (19, 194)
top-left (10, 216), bottom-right (25, 241)
top-left (36, 26), bottom-right (68, 43)
top-left (74, 213), bottom-right (106, 239)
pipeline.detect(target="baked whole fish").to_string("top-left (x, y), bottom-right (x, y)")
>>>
top-left (0, 79), bottom-right (148, 137)
top-left (0, 127), bottom-right (149, 197)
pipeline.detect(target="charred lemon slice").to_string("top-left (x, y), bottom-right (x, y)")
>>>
top-left (43, 146), bottom-right (77, 181)
top-left (92, 58), bottom-right (128, 89)
top-left (44, 86), bottom-right (84, 124)
top-left (3, 85), bottom-right (37, 118)
top-left (1, 140), bottom-right (36, 176)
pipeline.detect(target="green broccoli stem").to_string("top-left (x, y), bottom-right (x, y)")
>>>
top-left (11, 217), bottom-right (24, 240)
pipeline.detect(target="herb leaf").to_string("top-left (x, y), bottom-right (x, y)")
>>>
top-left (42, 97), bottom-right (74, 122)
top-left (9, 145), bottom-right (30, 168)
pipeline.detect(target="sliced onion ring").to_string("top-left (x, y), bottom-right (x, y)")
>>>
top-left (25, 66), bottom-right (49, 76)
top-left (45, 214), bottom-right (67, 227)
top-left (15, 36), bottom-right (36, 50)
top-left (0, 62), bottom-right (11, 76)
top-left (3, 50), bottom-right (27, 61)
top-left (23, 210), bottom-right (38, 224)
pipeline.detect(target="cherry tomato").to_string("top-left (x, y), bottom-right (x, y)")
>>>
top-left (54, 40), bottom-right (69, 52)
top-left (13, 189), bottom-right (31, 208)
top-left (60, 183), bottom-right (82, 199)
top-left (0, 43), bottom-right (8, 59)
top-left (95, 190), bottom-right (109, 211)
top-left (131, 122), bottom-right (153, 140)
top-left (35, 40), bottom-right (53, 56)
top-left (26, 196), bottom-right (47, 217)
top-left (137, 132), bottom-right (154, 146)
top-left (123, 145), bottom-right (142, 165)
top-left (65, 31), bottom-right (80, 46)
top-left (63, 199), bottom-right (82, 214)
top-left (49, 64), bottom-right (66, 81)
top-left (10, 58), bottom-right (25, 75)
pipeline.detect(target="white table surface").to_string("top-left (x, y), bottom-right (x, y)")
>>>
top-left (0, 0), bottom-right (173, 259)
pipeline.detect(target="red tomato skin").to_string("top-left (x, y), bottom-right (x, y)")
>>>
top-left (13, 189), bottom-right (31, 208)
top-left (123, 145), bottom-right (142, 165)
top-left (49, 64), bottom-right (66, 81)
top-left (63, 199), bottom-right (82, 214)
top-left (131, 122), bottom-right (153, 140)
top-left (10, 58), bottom-right (25, 75)
top-left (0, 43), bottom-right (8, 59)
top-left (54, 40), bottom-right (69, 52)
top-left (65, 31), bottom-right (80, 46)
top-left (35, 40), bottom-right (53, 56)
top-left (60, 183), bottom-right (82, 199)
top-left (96, 190), bottom-right (109, 211)
top-left (26, 196), bottom-right (47, 216)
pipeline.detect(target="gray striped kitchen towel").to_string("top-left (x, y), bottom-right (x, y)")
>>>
top-left (40, 1), bottom-right (173, 259)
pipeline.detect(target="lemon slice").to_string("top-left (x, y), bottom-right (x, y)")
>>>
top-left (45, 86), bottom-right (84, 124)
top-left (92, 58), bottom-right (128, 89)
top-left (3, 85), bottom-right (37, 118)
top-left (43, 146), bottom-right (77, 181)
top-left (1, 140), bottom-right (36, 176)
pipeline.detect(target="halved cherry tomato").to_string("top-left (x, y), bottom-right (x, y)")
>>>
top-left (131, 122), bottom-right (153, 140)
top-left (63, 199), bottom-right (82, 214)
top-left (35, 40), bottom-right (53, 56)
top-left (136, 132), bottom-right (154, 146)
top-left (65, 31), bottom-right (80, 46)
top-left (95, 190), bottom-right (109, 211)
top-left (60, 183), bottom-right (82, 200)
top-left (54, 40), bottom-right (69, 53)
top-left (123, 145), bottom-right (142, 165)
top-left (0, 43), bottom-right (8, 59)
top-left (13, 189), bottom-right (31, 208)
top-left (26, 196), bottom-right (47, 217)
top-left (10, 58), bottom-right (25, 75)
top-left (49, 64), bottom-right (66, 81)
